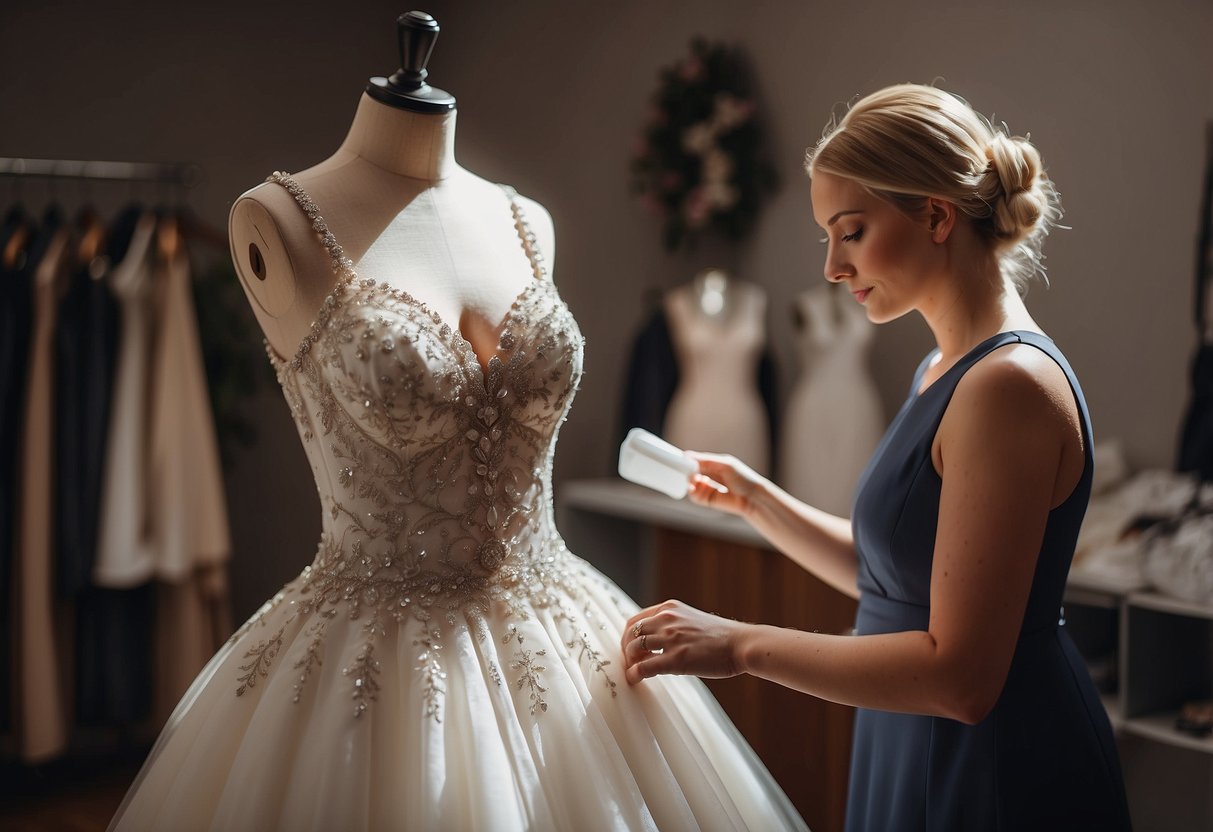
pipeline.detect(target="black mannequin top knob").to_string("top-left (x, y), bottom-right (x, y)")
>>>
top-left (366, 11), bottom-right (456, 114)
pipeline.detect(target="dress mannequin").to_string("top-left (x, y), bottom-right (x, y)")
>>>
top-left (229, 20), bottom-right (554, 369)
top-left (109, 15), bottom-right (808, 831)
top-left (662, 268), bottom-right (771, 476)
top-left (779, 283), bottom-right (883, 515)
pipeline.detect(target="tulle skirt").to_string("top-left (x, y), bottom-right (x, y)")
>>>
top-left (108, 553), bottom-right (807, 831)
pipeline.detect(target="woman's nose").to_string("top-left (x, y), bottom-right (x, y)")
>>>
top-left (823, 247), bottom-right (851, 283)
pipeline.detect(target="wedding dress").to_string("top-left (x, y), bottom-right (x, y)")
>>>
top-left (109, 173), bottom-right (807, 832)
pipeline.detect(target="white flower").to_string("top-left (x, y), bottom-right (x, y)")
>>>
top-left (681, 122), bottom-right (717, 156)
top-left (703, 180), bottom-right (739, 210)
top-left (712, 93), bottom-right (754, 132)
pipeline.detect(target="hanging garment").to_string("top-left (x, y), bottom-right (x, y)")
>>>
top-left (662, 281), bottom-right (772, 475)
top-left (13, 212), bottom-right (71, 761)
top-left (145, 234), bottom-right (232, 720)
top-left (0, 210), bottom-right (36, 736)
top-left (93, 211), bottom-right (158, 588)
top-left (1177, 128), bottom-right (1213, 479)
top-left (145, 238), bottom-right (231, 582)
top-left (779, 284), bottom-right (884, 516)
top-left (54, 210), bottom-right (121, 599)
top-left (73, 206), bottom-right (155, 726)
top-left (846, 331), bottom-right (1130, 831)
top-left (109, 174), bottom-right (806, 832)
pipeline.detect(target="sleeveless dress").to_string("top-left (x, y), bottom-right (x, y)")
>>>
top-left (108, 173), bottom-right (806, 832)
top-left (846, 330), bottom-right (1131, 831)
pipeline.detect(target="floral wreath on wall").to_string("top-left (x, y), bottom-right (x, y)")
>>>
top-left (630, 38), bottom-right (778, 252)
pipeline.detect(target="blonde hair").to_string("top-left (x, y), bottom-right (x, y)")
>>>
top-left (805, 83), bottom-right (1063, 291)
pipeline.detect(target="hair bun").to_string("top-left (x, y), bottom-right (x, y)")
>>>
top-left (980, 133), bottom-right (1046, 244)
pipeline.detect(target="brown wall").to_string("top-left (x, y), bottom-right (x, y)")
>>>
top-left (2, 0), bottom-right (1209, 619)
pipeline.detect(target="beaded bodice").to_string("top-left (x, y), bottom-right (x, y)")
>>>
top-left (259, 171), bottom-right (584, 613)
top-left (227, 173), bottom-right (627, 721)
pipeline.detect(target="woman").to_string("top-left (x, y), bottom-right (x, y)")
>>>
top-left (622, 84), bottom-right (1132, 831)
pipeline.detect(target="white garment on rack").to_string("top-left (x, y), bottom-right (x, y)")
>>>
top-left (662, 281), bottom-right (771, 476)
top-left (146, 241), bottom-right (234, 720)
top-left (94, 213), bottom-right (158, 588)
top-left (147, 243), bottom-right (231, 581)
top-left (779, 284), bottom-right (883, 516)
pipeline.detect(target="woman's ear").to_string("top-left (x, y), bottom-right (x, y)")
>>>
top-left (926, 198), bottom-right (956, 243)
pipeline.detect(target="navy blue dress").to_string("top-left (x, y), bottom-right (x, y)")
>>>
top-left (846, 331), bottom-right (1131, 831)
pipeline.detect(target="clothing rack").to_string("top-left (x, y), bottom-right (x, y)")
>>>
top-left (0, 157), bottom-right (201, 187)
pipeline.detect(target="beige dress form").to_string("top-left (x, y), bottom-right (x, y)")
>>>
top-left (662, 280), bottom-right (771, 475)
top-left (14, 224), bottom-right (71, 762)
top-left (779, 284), bottom-right (884, 515)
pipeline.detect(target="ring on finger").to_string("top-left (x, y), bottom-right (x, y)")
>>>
top-left (632, 622), bottom-right (642, 639)
top-left (640, 634), bottom-right (649, 651)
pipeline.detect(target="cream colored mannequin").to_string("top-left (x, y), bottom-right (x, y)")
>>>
top-left (228, 92), bottom-right (556, 368)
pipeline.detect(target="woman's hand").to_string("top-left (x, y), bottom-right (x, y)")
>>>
top-left (621, 599), bottom-right (747, 685)
top-left (685, 452), bottom-right (768, 518)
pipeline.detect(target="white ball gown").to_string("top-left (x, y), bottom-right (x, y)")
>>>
top-left (107, 173), bottom-right (807, 832)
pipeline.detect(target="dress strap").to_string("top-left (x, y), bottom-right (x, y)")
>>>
top-left (500, 184), bottom-right (550, 282)
top-left (265, 171), bottom-right (358, 284)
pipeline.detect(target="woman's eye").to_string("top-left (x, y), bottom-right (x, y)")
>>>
top-left (841, 227), bottom-right (864, 243)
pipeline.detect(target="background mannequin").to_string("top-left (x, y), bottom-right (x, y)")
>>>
top-left (779, 282), bottom-right (883, 515)
top-left (662, 268), bottom-right (771, 476)
top-left (228, 22), bottom-right (554, 367)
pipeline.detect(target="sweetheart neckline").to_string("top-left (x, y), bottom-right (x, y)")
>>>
top-left (262, 171), bottom-right (551, 387)
top-left (265, 275), bottom-right (556, 389)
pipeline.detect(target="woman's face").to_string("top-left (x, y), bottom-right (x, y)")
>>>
top-left (810, 170), bottom-right (940, 324)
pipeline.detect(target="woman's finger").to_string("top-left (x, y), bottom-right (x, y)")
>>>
top-left (624, 630), bottom-right (665, 662)
top-left (626, 649), bottom-right (686, 685)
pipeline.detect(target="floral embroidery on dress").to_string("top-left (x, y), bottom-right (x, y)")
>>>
top-left (231, 172), bottom-right (615, 721)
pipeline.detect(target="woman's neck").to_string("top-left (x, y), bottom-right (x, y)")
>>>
top-left (920, 242), bottom-right (1037, 362)
top-left (335, 93), bottom-right (459, 181)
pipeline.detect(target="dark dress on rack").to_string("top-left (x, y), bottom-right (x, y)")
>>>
top-left (846, 331), bottom-right (1131, 832)
top-left (57, 204), bottom-right (153, 725)
top-left (55, 208), bottom-right (123, 599)
top-left (0, 209), bottom-right (38, 734)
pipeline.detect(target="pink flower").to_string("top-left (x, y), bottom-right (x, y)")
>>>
top-left (679, 57), bottom-right (704, 83)
top-left (640, 192), bottom-right (668, 218)
top-left (660, 171), bottom-right (683, 192)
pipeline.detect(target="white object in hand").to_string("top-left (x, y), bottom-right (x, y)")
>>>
top-left (618, 428), bottom-right (699, 499)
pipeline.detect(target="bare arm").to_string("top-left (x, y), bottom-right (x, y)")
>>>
top-left (688, 454), bottom-right (859, 599)
top-left (630, 351), bottom-right (1076, 724)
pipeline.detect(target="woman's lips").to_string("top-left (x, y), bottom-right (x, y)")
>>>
top-left (853, 288), bottom-right (871, 303)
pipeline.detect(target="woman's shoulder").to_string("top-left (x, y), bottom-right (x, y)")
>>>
top-left (947, 335), bottom-right (1080, 448)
